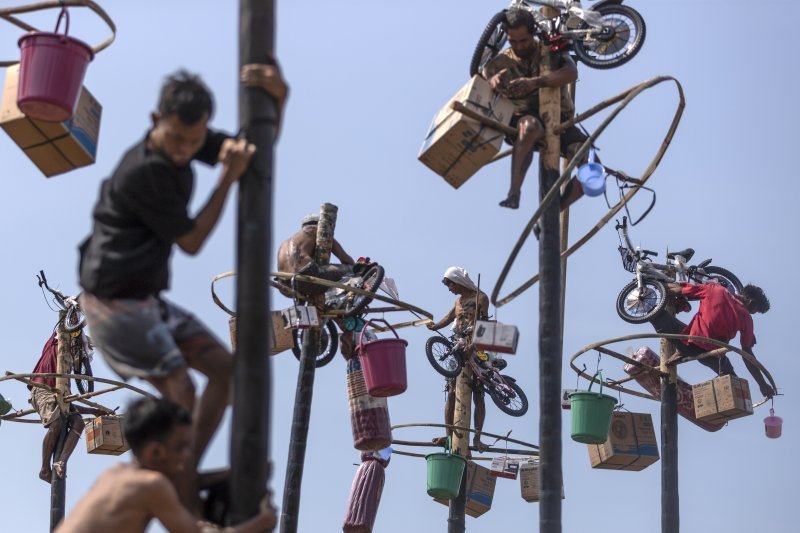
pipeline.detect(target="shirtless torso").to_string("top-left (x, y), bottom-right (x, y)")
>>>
top-left (277, 226), bottom-right (354, 273)
top-left (454, 291), bottom-right (490, 336)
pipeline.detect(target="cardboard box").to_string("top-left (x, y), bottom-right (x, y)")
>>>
top-left (434, 460), bottom-right (497, 517)
top-left (587, 411), bottom-right (660, 471)
top-left (1, 64), bottom-right (102, 177)
top-left (490, 456), bottom-right (519, 480)
top-left (692, 374), bottom-right (753, 424)
top-left (519, 461), bottom-right (565, 503)
top-left (473, 320), bottom-right (519, 354)
top-left (85, 415), bottom-right (129, 455)
top-left (418, 76), bottom-right (514, 189)
top-left (228, 312), bottom-right (294, 354)
top-left (280, 306), bottom-right (319, 329)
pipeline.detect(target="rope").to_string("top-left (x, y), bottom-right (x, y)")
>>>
top-left (0, 0), bottom-right (116, 67)
top-left (491, 76), bottom-right (686, 307)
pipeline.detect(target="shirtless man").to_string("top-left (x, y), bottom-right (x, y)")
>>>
top-left (427, 266), bottom-right (491, 451)
top-left (56, 397), bottom-right (276, 533)
top-left (277, 214), bottom-right (355, 296)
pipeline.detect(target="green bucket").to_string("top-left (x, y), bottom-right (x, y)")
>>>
top-left (0, 394), bottom-right (12, 416)
top-left (569, 372), bottom-right (618, 444)
top-left (426, 446), bottom-right (467, 499)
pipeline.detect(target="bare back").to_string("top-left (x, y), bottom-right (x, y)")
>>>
top-left (454, 291), bottom-right (489, 334)
top-left (277, 226), bottom-right (317, 273)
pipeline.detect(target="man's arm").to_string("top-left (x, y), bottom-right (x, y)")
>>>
top-left (506, 51), bottom-right (578, 99)
top-left (241, 61), bottom-right (289, 140)
top-left (175, 138), bottom-right (256, 255)
top-left (742, 346), bottom-right (776, 399)
top-left (332, 238), bottom-right (355, 266)
top-left (427, 305), bottom-right (457, 331)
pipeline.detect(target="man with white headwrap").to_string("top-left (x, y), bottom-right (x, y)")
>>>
top-left (427, 266), bottom-right (492, 451)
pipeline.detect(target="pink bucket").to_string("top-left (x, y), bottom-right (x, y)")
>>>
top-left (356, 319), bottom-right (408, 397)
top-left (17, 8), bottom-right (94, 122)
top-left (764, 408), bottom-right (783, 439)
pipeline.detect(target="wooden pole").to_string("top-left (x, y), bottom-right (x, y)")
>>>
top-left (660, 310), bottom-right (679, 533)
top-left (50, 312), bottom-right (70, 530)
top-left (447, 365), bottom-right (472, 533)
top-left (559, 81), bottom-right (575, 339)
top-left (230, 0), bottom-right (276, 525)
top-left (538, 6), bottom-right (563, 532)
top-left (280, 203), bottom-right (336, 532)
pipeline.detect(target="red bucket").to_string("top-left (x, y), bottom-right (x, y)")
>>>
top-left (356, 319), bottom-right (408, 397)
top-left (17, 8), bottom-right (94, 122)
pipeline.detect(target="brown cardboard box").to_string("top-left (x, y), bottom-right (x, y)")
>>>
top-left (434, 460), bottom-right (497, 517)
top-left (519, 461), bottom-right (565, 503)
top-left (692, 374), bottom-right (753, 423)
top-left (473, 320), bottom-right (519, 354)
top-left (587, 411), bottom-right (660, 471)
top-left (418, 76), bottom-right (514, 189)
top-left (229, 311), bottom-right (294, 354)
top-left (1, 64), bottom-right (102, 177)
top-left (280, 306), bottom-right (320, 329)
top-left (85, 415), bottom-right (129, 455)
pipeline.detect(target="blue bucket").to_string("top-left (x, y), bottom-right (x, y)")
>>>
top-left (577, 148), bottom-right (606, 197)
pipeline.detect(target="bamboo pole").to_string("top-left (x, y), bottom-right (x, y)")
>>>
top-left (230, 0), bottom-right (275, 525)
top-left (660, 309), bottom-right (679, 533)
top-left (538, 6), bottom-right (563, 532)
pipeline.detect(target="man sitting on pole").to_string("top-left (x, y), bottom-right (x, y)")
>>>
top-left (481, 7), bottom-right (589, 210)
top-left (427, 266), bottom-right (493, 451)
top-left (651, 282), bottom-right (776, 398)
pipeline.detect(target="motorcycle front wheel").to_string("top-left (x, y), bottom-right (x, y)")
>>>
top-left (425, 337), bottom-right (463, 379)
top-left (469, 11), bottom-right (508, 77)
top-left (488, 376), bottom-right (529, 417)
top-left (573, 4), bottom-right (646, 70)
top-left (616, 279), bottom-right (666, 324)
top-left (695, 266), bottom-right (744, 295)
top-left (291, 320), bottom-right (339, 368)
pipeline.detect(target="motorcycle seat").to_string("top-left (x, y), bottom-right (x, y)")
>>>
top-left (667, 248), bottom-right (694, 261)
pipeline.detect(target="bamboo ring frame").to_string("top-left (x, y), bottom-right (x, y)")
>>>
top-left (567, 332), bottom-right (778, 408)
top-left (0, 0), bottom-right (116, 67)
top-left (492, 76), bottom-right (686, 308)
top-left (0, 371), bottom-right (156, 424)
top-left (390, 422), bottom-right (539, 461)
top-left (211, 271), bottom-right (434, 330)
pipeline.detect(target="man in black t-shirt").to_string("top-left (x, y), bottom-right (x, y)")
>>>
top-left (78, 66), bottom-right (287, 512)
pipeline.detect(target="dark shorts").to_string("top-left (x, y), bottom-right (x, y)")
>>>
top-left (506, 113), bottom-right (589, 156)
top-left (80, 293), bottom-right (214, 380)
top-left (650, 311), bottom-right (736, 376)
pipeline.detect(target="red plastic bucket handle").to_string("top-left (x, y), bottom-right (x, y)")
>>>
top-left (357, 318), bottom-right (400, 352)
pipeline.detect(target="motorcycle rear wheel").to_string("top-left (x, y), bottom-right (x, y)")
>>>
top-left (291, 320), bottom-right (338, 368)
top-left (469, 11), bottom-right (508, 77)
top-left (695, 266), bottom-right (743, 295)
top-left (488, 376), bottom-right (528, 417)
top-left (573, 4), bottom-right (646, 70)
top-left (616, 279), bottom-right (666, 324)
top-left (343, 265), bottom-right (384, 318)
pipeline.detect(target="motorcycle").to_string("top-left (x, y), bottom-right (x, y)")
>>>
top-left (470, 0), bottom-right (646, 76)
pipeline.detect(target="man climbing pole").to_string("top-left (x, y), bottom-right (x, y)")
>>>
top-left (651, 282), bottom-right (776, 398)
top-left (77, 64), bottom-right (287, 514)
top-left (427, 266), bottom-right (492, 451)
top-left (481, 7), bottom-right (589, 210)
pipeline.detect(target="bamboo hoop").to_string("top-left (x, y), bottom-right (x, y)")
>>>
top-left (0, 371), bottom-right (155, 423)
top-left (491, 76), bottom-right (686, 307)
top-left (390, 422), bottom-right (539, 460)
top-left (0, 0), bottom-right (116, 67)
top-left (567, 332), bottom-right (778, 408)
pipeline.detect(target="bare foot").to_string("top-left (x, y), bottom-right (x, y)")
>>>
top-left (472, 439), bottom-right (489, 453)
top-left (431, 436), bottom-right (448, 447)
top-left (53, 461), bottom-right (66, 479)
top-left (39, 466), bottom-right (52, 483)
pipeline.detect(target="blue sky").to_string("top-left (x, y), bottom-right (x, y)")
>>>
top-left (1, 1), bottom-right (798, 531)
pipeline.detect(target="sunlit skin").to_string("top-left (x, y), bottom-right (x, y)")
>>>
top-left (148, 112), bottom-right (210, 167)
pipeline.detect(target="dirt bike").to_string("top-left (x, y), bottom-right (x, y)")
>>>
top-left (615, 216), bottom-right (744, 324)
top-left (470, 0), bottom-right (646, 76)
top-left (291, 257), bottom-right (385, 367)
top-left (36, 270), bottom-right (94, 394)
top-left (425, 331), bottom-right (529, 417)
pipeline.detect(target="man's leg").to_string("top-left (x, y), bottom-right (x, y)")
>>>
top-left (52, 413), bottom-right (86, 479)
top-left (472, 391), bottom-right (487, 452)
top-left (39, 416), bottom-right (63, 482)
top-left (559, 141), bottom-right (589, 210)
top-left (502, 115), bottom-right (543, 209)
top-left (697, 354), bottom-right (737, 376)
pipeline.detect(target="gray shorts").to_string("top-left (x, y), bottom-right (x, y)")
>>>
top-left (80, 293), bottom-right (211, 380)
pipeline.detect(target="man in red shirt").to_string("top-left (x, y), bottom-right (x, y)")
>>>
top-left (651, 282), bottom-right (775, 398)
top-left (30, 333), bottom-right (103, 482)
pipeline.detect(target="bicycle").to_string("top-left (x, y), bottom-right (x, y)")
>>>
top-left (614, 216), bottom-right (743, 324)
top-left (425, 331), bottom-right (529, 417)
top-left (470, 0), bottom-right (646, 76)
top-left (37, 270), bottom-right (94, 394)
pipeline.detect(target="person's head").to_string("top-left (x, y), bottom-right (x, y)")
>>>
top-left (441, 266), bottom-right (477, 296)
top-left (124, 397), bottom-right (193, 475)
top-left (149, 70), bottom-right (214, 166)
top-left (301, 214), bottom-right (319, 228)
top-left (740, 284), bottom-right (770, 314)
top-left (503, 8), bottom-right (538, 59)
